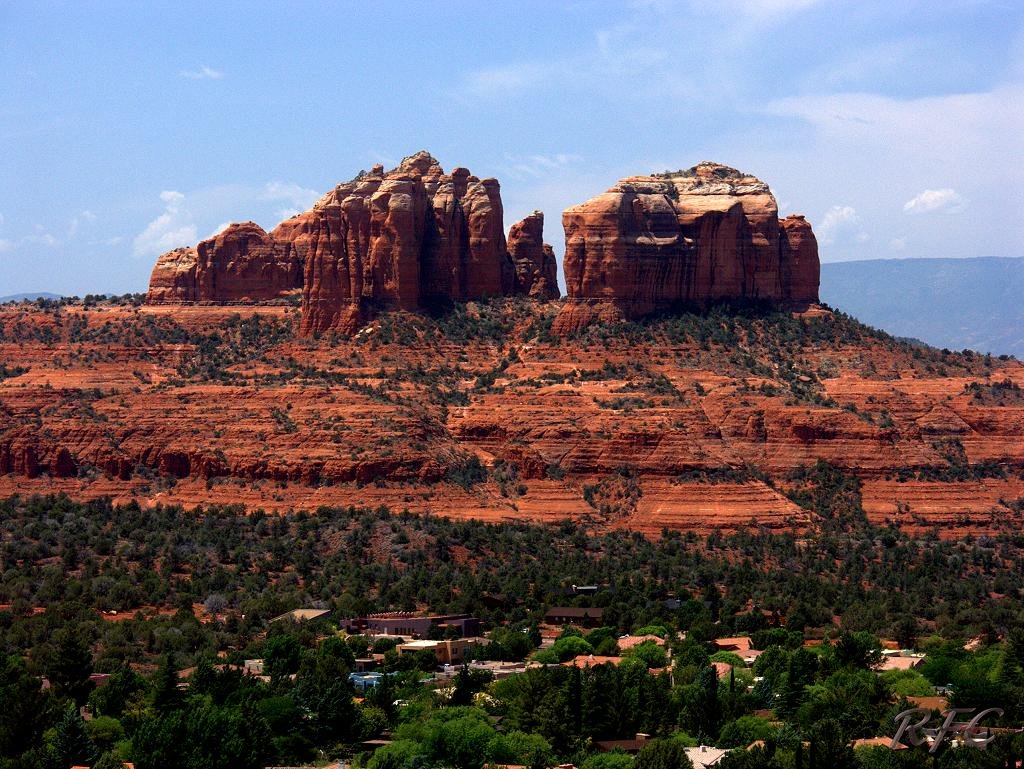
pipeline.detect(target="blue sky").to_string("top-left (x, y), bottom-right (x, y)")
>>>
top-left (1, 0), bottom-right (1021, 295)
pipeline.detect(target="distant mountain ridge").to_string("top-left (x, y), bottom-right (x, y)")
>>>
top-left (821, 256), bottom-right (1024, 358)
top-left (0, 292), bottom-right (61, 303)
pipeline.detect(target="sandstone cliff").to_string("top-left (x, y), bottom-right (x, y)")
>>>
top-left (147, 223), bottom-right (303, 303)
top-left (554, 162), bottom-right (820, 333)
top-left (297, 152), bottom-right (519, 334)
top-left (507, 211), bottom-right (560, 300)
top-left (146, 152), bottom-right (558, 333)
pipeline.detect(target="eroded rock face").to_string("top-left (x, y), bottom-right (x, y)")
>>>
top-left (146, 223), bottom-right (303, 303)
top-left (779, 215), bottom-right (820, 306)
top-left (297, 152), bottom-right (517, 333)
top-left (147, 247), bottom-right (200, 303)
top-left (507, 211), bottom-right (560, 300)
top-left (4, 302), bottom-right (1023, 539)
top-left (555, 162), bottom-right (820, 332)
top-left (147, 152), bottom-right (535, 333)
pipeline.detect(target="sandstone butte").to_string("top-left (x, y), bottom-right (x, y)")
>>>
top-left (5, 156), bottom-right (1021, 539)
top-left (554, 162), bottom-right (820, 334)
top-left (146, 151), bottom-right (561, 334)
top-left (1, 299), bottom-right (1022, 540)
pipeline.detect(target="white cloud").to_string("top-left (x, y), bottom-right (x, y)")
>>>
top-left (20, 229), bottom-right (60, 248)
top-left (818, 205), bottom-right (859, 245)
top-left (464, 62), bottom-right (549, 97)
top-left (179, 65), bottom-right (224, 80)
top-left (259, 182), bottom-right (318, 223)
top-left (208, 222), bottom-right (232, 238)
top-left (67, 209), bottom-right (96, 236)
top-left (131, 181), bottom-right (320, 258)
top-left (760, 84), bottom-right (1023, 259)
top-left (260, 181), bottom-right (319, 211)
top-left (888, 237), bottom-right (907, 251)
top-left (132, 190), bottom-right (197, 257)
top-left (903, 188), bottom-right (966, 215)
top-left (499, 153), bottom-right (583, 180)
top-left (0, 239), bottom-right (11, 253)
top-left (710, 0), bottom-right (823, 17)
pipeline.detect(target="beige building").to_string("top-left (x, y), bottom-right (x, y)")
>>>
top-left (397, 637), bottom-right (481, 664)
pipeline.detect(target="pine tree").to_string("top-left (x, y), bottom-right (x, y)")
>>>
top-left (49, 703), bottom-right (98, 769)
top-left (46, 627), bottom-right (95, 705)
top-left (151, 653), bottom-right (181, 714)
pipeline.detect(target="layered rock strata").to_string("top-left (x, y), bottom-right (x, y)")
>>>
top-left (147, 222), bottom-right (303, 303)
top-left (554, 162), bottom-right (820, 333)
top-left (296, 152), bottom-right (518, 334)
top-left (146, 152), bottom-right (558, 333)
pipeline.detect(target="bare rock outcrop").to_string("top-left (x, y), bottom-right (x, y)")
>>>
top-left (146, 246), bottom-right (200, 303)
top-left (297, 152), bottom-right (518, 334)
top-left (146, 223), bottom-right (303, 303)
top-left (554, 162), bottom-right (820, 333)
top-left (507, 211), bottom-right (560, 299)
top-left (147, 151), bottom-right (546, 333)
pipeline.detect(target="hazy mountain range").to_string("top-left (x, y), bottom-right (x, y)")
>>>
top-left (0, 292), bottom-right (61, 303)
top-left (821, 256), bottom-right (1024, 358)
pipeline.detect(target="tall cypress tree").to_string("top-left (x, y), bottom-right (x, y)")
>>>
top-left (49, 703), bottom-right (98, 769)
top-left (46, 627), bottom-right (95, 706)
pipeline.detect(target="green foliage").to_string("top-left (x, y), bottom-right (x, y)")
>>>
top-left (625, 641), bottom-right (669, 669)
top-left (43, 627), bottom-right (95, 705)
top-left (580, 752), bottom-right (635, 769)
top-left (486, 730), bottom-right (555, 769)
top-left (0, 652), bottom-right (50, 759)
top-left (717, 715), bottom-right (777, 748)
top-left (534, 634), bottom-right (594, 664)
top-left (85, 715), bottom-right (124, 754)
top-left (292, 642), bottom-right (361, 745)
top-left (785, 461), bottom-right (867, 529)
top-left (132, 697), bottom-right (273, 769)
top-left (5, 492), bottom-right (1024, 767)
top-left (633, 625), bottom-right (669, 638)
top-left (634, 737), bottom-right (694, 769)
top-left (263, 633), bottom-right (303, 680)
top-left (446, 455), bottom-right (488, 489)
top-left (88, 665), bottom-right (145, 719)
top-left (880, 669), bottom-right (935, 698)
top-left (834, 631), bottom-right (883, 670)
top-left (710, 651), bottom-right (746, 667)
top-left (48, 702), bottom-right (98, 769)
top-left (366, 739), bottom-right (426, 769)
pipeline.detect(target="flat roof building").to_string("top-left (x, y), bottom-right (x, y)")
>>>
top-left (544, 607), bottom-right (604, 627)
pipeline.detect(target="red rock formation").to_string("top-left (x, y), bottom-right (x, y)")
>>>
top-left (146, 151), bottom-right (535, 332)
top-left (3, 303), bottom-right (1024, 538)
top-left (146, 247), bottom-right (200, 303)
top-left (779, 215), bottom-right (820, 305)
top-left (146, 223), bottom-right (303, 303)
top-left (297, 152), bottom-right (518, 334)
top-left (507, 211), bottom-right (560, 299)
top-left (555, 162), bottom-right (820, 333)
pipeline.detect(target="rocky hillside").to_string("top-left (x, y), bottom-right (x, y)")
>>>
top-left (13, 158), bottom-right (1019, 539)
top-left (1, 299), bottom-right (1021, 538)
